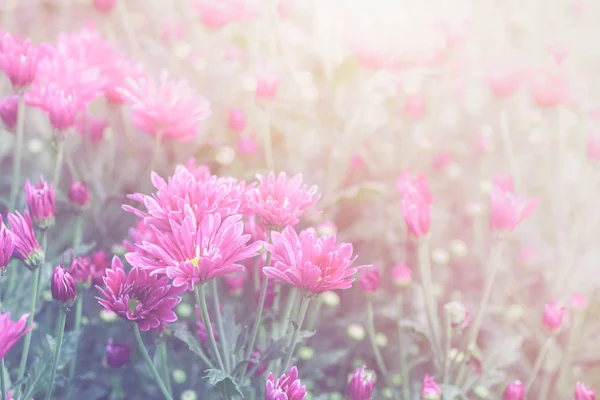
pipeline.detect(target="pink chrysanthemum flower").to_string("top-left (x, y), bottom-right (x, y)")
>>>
top-left (96, 256), bottom-right (185, 331)
top-left (117, 72), bottom-right (211, 141)
top-left (575, 382), bottom-right (596, 400)
top-left (0, 311), bottom-right (34, 359)
top-left (489, 183), bottom-right (539, 232)
top-left (397, 171), bottom-right (432, 237)
top-left (25, 175), bottom-right (55, 229)
top-left (0, 215), bottom-right (15, 271)
top-left (421, 374), bottom-right (441, 400)
top-left (246, 172), bottom-right (320, 229)
top-left (7, 211), bottom-right (43, 270)
top-left (265, 366), bottom-right (307, 400)
top-left (193, 0), bottom-right (257, 29)
top-left (347, 366), bottom-right (375, 400)
top-left (0, 34), bottom-right (46, 89)
top-left (264, 226), bottom-right (367, 294)
top-left (69, 255), bottom-right (107, 287)
top-left (0, 95), bottom-right (18, 130)
top-left (126, 210), bottom-right (261, 291)
top-left (124, 219), bottom-right (159, 253)
top-left (542, 298), bottom-right (565, 331)
top-left (503, 380), bottom-right (525, 400)
top-left (183, 158), bottom-right (212, 181)
top-left (359, 267), bottom-right (380, 293)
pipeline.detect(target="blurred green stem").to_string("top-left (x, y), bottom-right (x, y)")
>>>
top-left (133, 325), bottom-right (173, 400)
top-left (279, 288), bottom-right (298, 338)
top-left (417, 238), bottom-right (442, 366)
top-left (44, 308), bottom-right (66, 400)
top-left (149, 129), bottom-right (163, 174)
top-left (194, 284), bottom-right (225, 370)
top-left (366, 299), bottom-right (391, 389)
top-left (52, 139), bottom-right (65, 188)
top-left (397, 295), bottom-right (410, 400)
top-left (16, 268), bottom-right (40, 387)
top-left (21, 362), bottom-right (48, 400)
top-left (1, 358), bottom-right (6, 400)
top-left (442, 313), bottom-right (452, 384)
top-left (280, 295), bottom-right (310, 376)
top-left (158, 340), bottom-right (172, 395)
top-left (65, 294), bottom-right (83, 400)
top-left (9, 94), bottom-right (25, 211)
top-left (525, 335), bottom-right (554, 393)
top-left (211, 280), bottom-right (231, 372)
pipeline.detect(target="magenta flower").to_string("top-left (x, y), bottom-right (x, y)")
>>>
top-left (68, 180), bottom-right (91, 209)
top-left (96, 256), bottom-right (185, 331)
top-left (105, 339), bottom-right (130, 368)
top-left (0, 311), bottom-right (34, 359)
top-left (25, 175), bottom-right (55, 229)
top-left (0, 215), bottom-right (15, 271)
top-left (575, 382), bottom-right (596, 400)
top-left (27, 84), bottom-right (87, 132)
top-left (421, 375), bottom-right (441, 400)
top-left (543, 299), bottom-right (565, 331)
top-left (397, 171), bottom-right (432, 237)
top-left (392, 264), bottom-right (412, 287)
top-left (0, 34), bottom-right (45, 89)
top-left (265, 366), bottom-right (307, 400)
top-left (117, 73), bottom-right (211, 141)
top-left (0, 95), bottom-right (18, 130)
top-left (7, 211), bottom-right (43, 270)
top-left (94, 0), bottom-right (117, 13)
top-left (347, 366), bottom-right (375, 400)
top-left (126, 211), bottom-right (261, 291)
top-left (51, 265), bottom-right (77, 308)
top-left (264, 226), bottom-right (367, 294)
top-left (359, 267), bottom-right (380, 293)
top-left (489, 183), bottom-right (539, 232)
top-left (228, 107), bottom-right (246, 132)
top-left (68, 255), bottom-right (96, 286)
top-left (502, 380), bottom-right (525, 400)
top-left (76, 114), bottom-right (108, 142)
top-left (246, 348), bottom-right (268, 377)
top-left (246, 172), bottom-right (320, 229)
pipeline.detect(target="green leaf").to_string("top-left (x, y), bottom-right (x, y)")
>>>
top-left (171, 325), bottom-right (205, 359)
top-left (259, 330), bottom-right (316, 365)
top-left (234, 326), bottom-right (248, 357)
top-left (204, 369), bottom-right (244, 399)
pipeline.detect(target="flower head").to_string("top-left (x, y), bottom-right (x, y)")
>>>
top-left (264, 226), bottom-right (367, 294)
top-left (0, 215), bottom-right (15, 272)
top-left (359, 267), bottom-right (380, 293)
top-left (0, 311), bottom-right (34, 359)
top-left (0, 95), bottom-right (19, 130)
top-left (193, 0), bottom-right (257, 29)
top-left (68, 255), bottom-right (98, 287)
top-left (347, 366), bottom-right (375, 400)
top-left (105, 339), bottom-right (130, 368)
top-left (246, 348), bottom-right (268, 377)
top-left (117, 72), bottom-right (211, 141)
top-left (246, 172), bottom-right (320, 229)
top-left (68, 180), bottom-right (91, 209)
top-left (228, 107), bottom-right (246, 132)
top-left (94, 0), bottom-right (117, 13)
top-left (26, 83), bottom-right (88, 132)
top-left (265, 366), bottom-right (307, 400)
top-left (25, 175), bottom-right (55, 229)
top-left (7, 211), bottom-right (43, 270)
top-left (0, 34), bottom-right (46, 89)
top-left (575, 382), bottom-right (596, 400)
top-left (96, 256), bottom-right (185, 331)
top-left (487, 66), bottom-right (523, 98)
top-left (543, 299), bottom-right (565, 331)
top-left (223, 271), bottom-right (247, 296)
top-left (421, 375), bottom-right (441, 400)
top-left (502, 380), bottom-right (525, 400)
top-left (489, 183), bottom-right (539, 232)
top-left (256, 65), bottom-right (280, 99)
top-left (528, 69), bottom-right (569, 108)
top-left (392, 264), bottom-right (412, 287)
top-left (51, 264), bottom-right (77, 309)
top-left (397, 171), bottom-right (432, 237)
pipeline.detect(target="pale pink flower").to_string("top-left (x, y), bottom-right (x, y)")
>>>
top-left (493, 175), bottom-right (514, 192)
top-left (76, 114), bottom-right (108, 142)
top-left (503, 380), bottom-right (525, 400)
top-left (397, 172), bottom-right (432, 237)
top-left (264, 226), bottom-right (367, 294)
top-left (528, 69), bottom-right (570, 108)
top-left (543, 298), bottom-right (565, 331)
top-left (575, 382), bottom-right (596, 400)
top-left (487, 67), bottom-right (523, 98)
top-left (117, 73), bottom-right (211, 141)
top-left (126, 210), bottom-right (261, 291)
top-left (0, 311), bottom-right (34, 359)
top-left (8, 211), bottom-right (43, 270)
top-left (96, 256), bottom-right (185, 331)
top-left (246, 172), bottom-right (320, 229)
top-left (228, 107), bottom-right (246, 132)
top-left (392, 264), bottom-right (412, 287)
top-left (256, 65), bottom-right (280, 99)
top-left (0, 95), bottom-right (18, 130)
top-left (570, 293), bottom-right (588, 310)
top-left (162, 21), bottom-right (184, 43)
top-left (28, 84), bottom-right (87, 131)
top-left (359, 267), bottom-right (380, 293)
top-left (0, 34), bottom-right (46, 89)
top-left (238, 135), bottom-right (258, 155)
top-left (433, 153), bottom-right (452, 170)
top-left (421, 375), bottom-right (441, 400)
top-left (404, 94), bottom-right (425, 119)
top-left (93, 0), bottom-right (117, 13)
top-left (587, 131), bottom-right (600, 161)
top-left (193, 0), bottom-right (257, 29)
top-left (0, 215), bottom-right (14, 271)
top-left (489, 183), bottom-right (539, 231)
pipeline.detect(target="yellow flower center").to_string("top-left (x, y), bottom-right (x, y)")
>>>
top-left (188, 257), bottom-right (200, 268)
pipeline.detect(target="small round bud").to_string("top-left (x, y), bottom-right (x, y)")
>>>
top-left (177, 303), bottom-right (193, 318)
top-left (100, 309), bottom-right (118, 323)
top-left (68, 181), bottom-right (91, 209)
top-left (297, 346), bottom-right (314, 360)
top-left (374, 332), bottom-right (388, 348)
top-left (347, 323), bottom-right (366, 341)
top-left (105, 339), bottom-right (130, 368)
top-left (172, 369), bottom-right (187, 384)
top-left (321, 291), bottom-right (340, 308)
top-left (180, 390), bottom-right (198, 400)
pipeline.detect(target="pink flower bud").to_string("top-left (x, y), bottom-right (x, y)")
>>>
top-left (570, 293), bottom-right (588, 311)
top-left (228, 108), bottom-right (246, 132)
top-left (93, 0), bottom-right (117, 13)
top-left (587, 131), bottom-right (600, 161)
top-left (433, 153), bottom-right (452, 170)
top-left (0, 95), bottom-right (19, 130)
top-left (420, 374), bottom-right (440, 400)
top-left (528, 70), bottom-right (569, 108)
top-left (0, 34), bottom-right (45, 89)
top-left (25, 175), bottom-right (55, 230)
top-left (105, 339), bottom-right (130, 368)
top-left (347, 366), bottom-right (375, 400)
top-left (542, 299), bottom-right (565, 331)
top-left (238, 135), bottom-right (258, 155)
top-left (493, 175), bottom-right (514, 192)
top-left (487, 67), bottom-right (523, 98)
top-left (68, 181), bottom-right (91, 209)
top-left (256, 66), bottom-right (280, 100)
top-left (0, 215), bottom-right (15, 272)
top-left (359, 267), bottom-right (380, 293)
top-left (503, 380), bottom-right (525, 400)
top-left (489, 183), bottom-right (538, 232)
top-left (392, 264), bottom-right (412, 287)
top-left (397, 172), bottom-right (432, 237)
top-left (404, 94), bottom-right (426, 119)
top-left (575, 382), bottom-right (596, 400)
top-left (51, 265), bottom-right (77, 309)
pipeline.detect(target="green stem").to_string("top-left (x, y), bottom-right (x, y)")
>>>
top-left (280, 295), bottom-right (310, 376)
top-left (244, 253), bottom-right (272, 364)
top-left (52, 139), bottom-right (65, 189)
top-left (22, 362), bottom-right (48, 400)
top-left (149, 129), bottom-right (163, 174)
top-left (133, 325), bottom-right (173, 400)
top-left (65, 295), bottom-right (83, 400)
top-left (44, 308), bottom-right (66, 400)
top-left (397, 295), bottom-right (410, 400)
top-left (158, 340), bottom-right (172, 395)
top-left (211, 280), bottom-right (230, 372)
top-left (443, 313), bottom-right (452, 384)
top-left (16, 268), bottom-right (40, 385)
top-left (72, 215), bottom-right (83, 248)
top-left (37, 231), bottom-right (47, 299)
top-left (417, 238), bottom-right (442, 367)
top-left (8, 94), bottom-right (25, 211)
top-left (524, 336), bottom-right (553, 393)
top-left (194, 285), bottom-right (225, 371)
top-left (1, 357), bottom-right (6, 400)
top-left (279, 288), bottom-right (298, 339)
top-left (366, 299), bottom-right (391, 389)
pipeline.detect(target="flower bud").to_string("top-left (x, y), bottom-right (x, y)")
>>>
top-left (228, 108), bottom-right (246, 132)
top-left (359, 267), bottom-right (380, 293)
top-left (93, 0), bottom-right (117, 13)
top-left (542, 299), bottom-right (565, 331)
top-left (502, 380), bottom-right (525, 400)
top-left (392, 264), bottom-right (412, 287)
top-left (51, 265), bottom-right (77, 309)
top-left (68, 181), bottom-right (91, 209)
top-left (421, 375), bottom-right (441, 400)
top-left (575, 382), bottom-right (596, 400)
top-left (0, 215), bottom-right (15, 273)
top-left (0, 95), bottom-right (18, 130)
top-left (347, 366), bottom-right (375, 400)
top-left (347, 323), bottom-right (366, 341)
top-left (25, 176), bottom-right (55, 230)
top-left (105, 339), bottom-right (130, 368)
